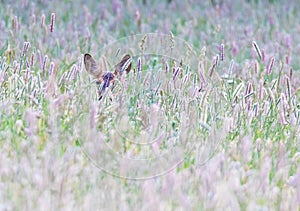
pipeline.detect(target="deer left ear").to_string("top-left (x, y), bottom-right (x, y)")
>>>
top-left (84, 53), bottom-right (102, 79)
top-left (115, 54), bottom-right (132, 75)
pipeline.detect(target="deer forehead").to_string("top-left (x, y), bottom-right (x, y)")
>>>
top-left (102, 72), bottom-right (115, 81)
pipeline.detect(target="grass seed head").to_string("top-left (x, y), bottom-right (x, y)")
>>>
top-left (50, 13), bottom-right (56, 33)
top-left (252, 41), bottom-right (262, 61)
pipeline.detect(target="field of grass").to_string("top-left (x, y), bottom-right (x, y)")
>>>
top-left (0, 0), bottom-right (300, 210)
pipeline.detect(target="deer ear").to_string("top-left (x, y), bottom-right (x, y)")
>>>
top-left (84, 53), bottom-right (102, 79)
top-left (115, 54), bottom-right (132, 75)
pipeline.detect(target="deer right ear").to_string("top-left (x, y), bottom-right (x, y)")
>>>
top-left (114, 54), bottom-right (132, 75)
top-left (84, 53), bottom-right (102, 79)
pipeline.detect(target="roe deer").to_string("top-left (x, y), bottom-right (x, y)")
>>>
top-left (84, 53), bottom-right (132, 100)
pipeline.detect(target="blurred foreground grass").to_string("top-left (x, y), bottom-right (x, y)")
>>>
top-left (0, 0), bottom-right (299, 210)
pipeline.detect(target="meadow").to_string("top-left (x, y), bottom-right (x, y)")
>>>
top-left (0, 0), bottom-right (299, 210)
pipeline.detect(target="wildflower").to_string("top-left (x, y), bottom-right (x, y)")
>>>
top-left (48, 62), bottom-right (55, 75)
top-left (50, 13), bottom-right (55, 32)
top-left (42, 55), bottom-right (48, 72)
top-left (31, 14), bottom-right (36, 25)
top-left (267, 56), bottom-right (275, 75)
top-left (286, 75), bottom-right (291, 100)
top-left (21, 42), bottom-right (30, 57)
top-left (220, 43), bottom-right (224, 61)
top-left (209, 57), bottom-right (217, 78)
top-left (137, 57), bottom-right (142, 72)
top-left (173, 67), bottom-right (180, 80)
top-left (12, 15), bottom-right (19, 31)
top-left (41, 14), bottom-right (45, 28)
top-left (30, 52), bottom-right (35, 67)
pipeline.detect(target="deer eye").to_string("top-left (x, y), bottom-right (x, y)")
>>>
top-left (103, 72), bottom-right (114, 81)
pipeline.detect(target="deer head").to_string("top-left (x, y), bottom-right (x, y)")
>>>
top-left (84, 53), bottom-right (132, 100)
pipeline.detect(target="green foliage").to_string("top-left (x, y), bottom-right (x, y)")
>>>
top-left (0, 1), bottom-right (299, 210)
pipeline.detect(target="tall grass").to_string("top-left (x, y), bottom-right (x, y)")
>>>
top-left (0, 0), bottom-right (299, 210)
